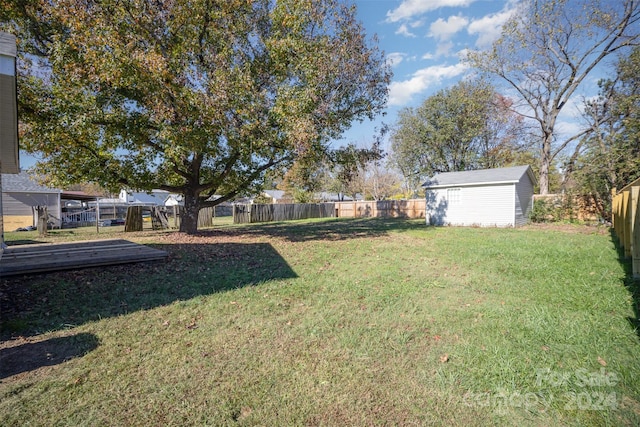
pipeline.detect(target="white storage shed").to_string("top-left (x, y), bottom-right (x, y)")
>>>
top-left (422, 165), bottom-right (536, 228)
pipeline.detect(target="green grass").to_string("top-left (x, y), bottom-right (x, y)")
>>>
top-left (1, 218), bottom-right (639, 426)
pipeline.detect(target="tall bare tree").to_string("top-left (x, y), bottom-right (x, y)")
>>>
top-left (467, 0), bottom-right (639, 194)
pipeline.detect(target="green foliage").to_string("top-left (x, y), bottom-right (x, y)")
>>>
top-left (529, 196), bottom-right (583, 223)
top-left (328, 142), bottom-right (384, 200)
top-left (389, 78), bottom-right (530, 188)
top-left (289, 188), bottom-right (316, 204)
top-left (4, 0), bottom-right (391, 233)
top-left (252, 193), bottom-right (273, 205)
top-left (529, 198), bottom-right (566, 223)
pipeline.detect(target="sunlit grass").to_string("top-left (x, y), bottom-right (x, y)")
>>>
top-left (1, 218), bottom-right (638, 426)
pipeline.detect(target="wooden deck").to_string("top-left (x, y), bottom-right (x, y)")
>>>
top-left (0, 239), bottom-right (168, 277)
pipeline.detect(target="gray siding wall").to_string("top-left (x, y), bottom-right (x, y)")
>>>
top-left (514, 175), bottom-right (535, 227)
top-left (426, 183), bottom-right (515, 227)
top-left (3, 192), bottom-right (58, 216)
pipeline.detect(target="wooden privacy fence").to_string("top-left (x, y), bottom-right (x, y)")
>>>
top-left (612, 177), bottom-right (640, 278)
top-left (335, 199), bottom-right (426, 219)
top-left (234, 203), bottom-right (335, 224)
top-left (233, 199), bottom-right (427, 224)
top-left (124, 205), bottom-right (219, 231)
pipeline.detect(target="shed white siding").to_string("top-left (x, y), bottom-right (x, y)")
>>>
top-left (427, 183), bottom-right (515, 227)
top-left (423, 166), bottom-right (536, 228)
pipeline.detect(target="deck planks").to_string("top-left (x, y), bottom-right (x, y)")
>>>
top-left (0, 239), bottom-right (168, 277)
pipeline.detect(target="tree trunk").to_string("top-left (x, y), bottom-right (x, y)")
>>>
top-left (539, 133), bottom-right (553, 195)
top-left (180, 191), bottom-right (200, 234)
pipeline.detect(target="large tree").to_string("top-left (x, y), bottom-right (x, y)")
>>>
top-left (467, 0), bottom-right (639, 195)
top-left (4, 0), bottom-right (391, 233)
top-left (328, 142), bottom-right (384, 201)
top-left (389, 79), bottom-right (528, 191)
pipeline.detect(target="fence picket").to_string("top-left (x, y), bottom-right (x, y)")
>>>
top-left (612, 178), bottom-right (640, 278)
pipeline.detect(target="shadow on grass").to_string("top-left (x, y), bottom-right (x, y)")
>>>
top-left (4, 239), bottom-right (49, 246)
top-left (209, 217), bottom-right (428, 242)
top-left (0, 218), bottom-right (429, 339)
top-left (0, 242), bottom-right (297, 339)
top-left (0, 333), bottom-right (99, 379)
top-left (610, 230), bottom-right (640, 336)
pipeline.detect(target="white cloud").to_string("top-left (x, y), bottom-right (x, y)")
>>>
top-left (388, 63), bottom-right (468, 106)
top-left (467, 7), bottom-right (517, 48)
top-left (554, 120), bottom-right (585, 140)
top-left (387, 52), bottom-right (407, 67)
top-left (435, 41), bottom-right (455, 57)
top-left (386, 0), bottom-right (476, 23)
top-left (429, 15), bottom-right (469, 41)
top-left (422, 52), bottom-right (435, 60)
top-left (395, 23), bottom-right (417, 38)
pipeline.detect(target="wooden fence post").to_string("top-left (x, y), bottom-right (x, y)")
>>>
top-left (37, 205), bottom-right (48, 236)
top-left (632, 186), bottom-right (640, 278)
top-left (124, 206), bottom-right (143, 232)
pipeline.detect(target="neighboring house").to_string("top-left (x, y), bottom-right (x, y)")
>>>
top-left (118, 189), bottom-right (182, 206)
top-left (1, 172), bottom-right (62, 230)
top-left (1, 32), bottom-right (19, 249)
top-left (422, 165), bottom-right (536, 228)
top-left (316, 192), bottom-right (364, 202)
top-left (262, 190), bottom-right (289, 204)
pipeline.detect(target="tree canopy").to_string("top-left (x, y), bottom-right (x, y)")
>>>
top-left (467, 0), bottom-right (639, 195)
top-left (4, 0), bottom-right (391, 232)
top-left (389, 79), bottom-right (529, 193)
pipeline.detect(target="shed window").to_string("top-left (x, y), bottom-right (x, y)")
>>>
top-left (447, 188), bottom-right (461, 205)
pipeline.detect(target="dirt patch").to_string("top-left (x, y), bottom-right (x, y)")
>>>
top-left (521, 222), bottom-right (610, 235)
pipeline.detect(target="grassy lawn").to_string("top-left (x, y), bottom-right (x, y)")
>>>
top-left (1, 218), bottom-right (639, 426)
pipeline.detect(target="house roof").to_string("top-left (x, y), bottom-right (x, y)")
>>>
top-left (1, 172), bottom-right (61, 193)
top-left (264, 190), bottom-right (286, 199)
top-left (316, 192), bottom-right (363, 202)
top-left (422, 165), bottom-right (536, 189)
top-left (61, 191), bottom-right (100, 201)
top-left (121, 189), bottom-right (173, 205)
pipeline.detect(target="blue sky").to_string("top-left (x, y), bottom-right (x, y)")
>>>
top-left (335, 0), bottom-right (522, 149)
top-left (336, 0), bottom-right (610, 152)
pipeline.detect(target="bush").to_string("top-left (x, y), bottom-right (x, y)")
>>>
top-left (529, 196), bottom-right (581, 223)
top-left (529, 198), bottom-right (555, 223)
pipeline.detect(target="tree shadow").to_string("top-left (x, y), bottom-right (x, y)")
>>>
top-left (0, 218), bottom-right (435, 339)
top-left (609, 230), bottom-right (640, 336)
top-left (214, 217), bottom-right (429, 242)
top-left (425, 190), bottom-right (449, 226)
top-left (4, 239), bottom-right (49, 246)
top-left (0, 242), bottom-right (297, 339)
top-left (0, 332), bottom-right (99, 379)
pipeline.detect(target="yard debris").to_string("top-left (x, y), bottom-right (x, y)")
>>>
top-left (439, 354), bottom-right (449, 363)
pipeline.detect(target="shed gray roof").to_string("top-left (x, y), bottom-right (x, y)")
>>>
top-left (422, 165), bottom-right (535, 188)
top-left (2, 172), bottom-right (61, 193)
